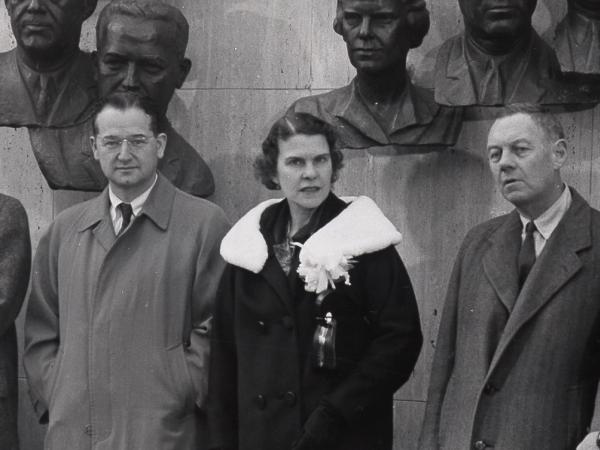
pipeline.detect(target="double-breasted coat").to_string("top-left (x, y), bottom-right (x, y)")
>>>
top-left (419, 188), bottom-right (600, 450)
top-left (23, 175), bottom-right (229, 450)
top-left (0, 194), bottom-right (31, 450)
top-left (209, 194), bottom-right (422, 450)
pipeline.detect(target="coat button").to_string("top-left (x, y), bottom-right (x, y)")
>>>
top-left (283, 391), bottom-right (297, 407)
top-left (282, 316), bottom-right (294, 330)
top-left (483, 383), bottom-right (497, 395)
top-left (257, 320), bottom-right (267, 334)
top-left (473, 440), bottom-right (489, 450)
top-left (84, 424), bottom-right (92, 436)
top-left (254, 394), bottom-right (267, 410)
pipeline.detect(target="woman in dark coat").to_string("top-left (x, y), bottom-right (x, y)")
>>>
top-left (208, 113), bottom-right (422, 450)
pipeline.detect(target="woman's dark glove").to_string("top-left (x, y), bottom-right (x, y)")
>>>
top-left (291, 402), bottom-right (346, 450)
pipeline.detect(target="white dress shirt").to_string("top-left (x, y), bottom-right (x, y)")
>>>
top-left (519, 185), bottom-right (572, 257)
top-left (108, 174), bottom-right (158, 234)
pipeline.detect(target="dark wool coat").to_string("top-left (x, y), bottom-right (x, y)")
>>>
top-left (0, 194), bottom-right (31, 450)
top-left (419, 189), bottom-right (600, 450)
top-left (209, 194), bottom-right (422, 450)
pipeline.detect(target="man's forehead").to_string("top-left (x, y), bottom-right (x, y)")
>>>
top-left (488, 113), bottom-right (542, 143)
top-left (101, 16), bottom-right (175, 50)
top-left (96, 106), bottom-right (152, 130)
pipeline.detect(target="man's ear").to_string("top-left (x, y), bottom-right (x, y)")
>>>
top-left (5, 0), bottom-right (13, 16)
top-left (90, 136), bottom-right (100, 161)
top-left (551, 138), bottom-right (567, 169)
top-left (175, 58), bottom-right (192, 89)
top-left (91, 50), bottom-right (98, 83)
top-left (155, 132), bottom-right (167, 159)
top-left (333, 1), bottom-right (343, 35)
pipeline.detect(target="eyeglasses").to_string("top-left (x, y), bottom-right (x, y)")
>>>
top-left (99, 135), bottom-right (154, 151)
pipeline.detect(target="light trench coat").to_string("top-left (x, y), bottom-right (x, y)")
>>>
top-left (23, 175), bottom-right (229, 450)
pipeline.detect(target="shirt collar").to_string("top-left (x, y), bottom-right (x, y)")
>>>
top-left (109, 173), bottom-right (158, 217)
top-left (519, 184), bottom-right (572, 240)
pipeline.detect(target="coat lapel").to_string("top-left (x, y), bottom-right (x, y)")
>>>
top-left (487, 190), bottom-right (591, 377)
top-left (482, 211), bottom-right (522, 312)
top-left (260, 255), bottom-right (295, 314)
top-left (75, 190), bottom-right (115, 251)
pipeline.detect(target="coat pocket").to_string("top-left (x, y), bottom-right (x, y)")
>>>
top-left (165, 342), bottom-right (196, 414)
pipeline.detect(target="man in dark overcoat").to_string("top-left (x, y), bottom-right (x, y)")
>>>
top-left (419, 104), bottom-right (600, 450)
top-left (0, 194), bottom-right (31, 450)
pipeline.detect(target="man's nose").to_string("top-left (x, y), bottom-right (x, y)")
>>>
top-left (116, 141), bottom-right (134, 160)
top-left (122, 62), bottom-right (140, 90)
top-left (497, 150), bottom-right (516, 170)
top-left (26, 0), bottom-right (43, 11)
top-left (358, 17), bottom-right (372, 38)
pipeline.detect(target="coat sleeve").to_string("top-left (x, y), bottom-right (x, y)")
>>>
top-left (322, 246), bottom-right (423, 423)
top-left (0, 197), bottom-right (30, 336)
top-left (207, 264), bottom-right (239, 450)
top-left (417, 239), bottom-right (465, 449)
top-left (23, 220), bottom-right (60, 423)
top-left (185, 207), bottom-right (230, 410)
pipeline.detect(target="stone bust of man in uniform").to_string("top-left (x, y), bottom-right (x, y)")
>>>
top-left (288, 0), bottom-right (463, 149)
top-left (433, 0), bottom-right (563, 106)
top-left (0, 0), bottom-right (98, 127)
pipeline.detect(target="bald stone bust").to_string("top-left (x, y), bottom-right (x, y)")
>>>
top-left (288, 0), bottom-right (463, 149)
top-left (0, 0), bottom-right (98, 128)
top-left (433, 0), bottom-right (563, 106)
top-left (28, 0), bottom-right (215, 197)
top-left (554, 0), bottom-right (600, 74)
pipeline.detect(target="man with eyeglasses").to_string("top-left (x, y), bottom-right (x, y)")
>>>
top-left (23, 92), bottom-right (230, 450)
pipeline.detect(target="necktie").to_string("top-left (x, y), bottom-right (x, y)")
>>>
top-left (117, 203), bottom-right (133, 235)
top-left (35, 75), bottom-right (56, 119)
top-left (518, 221), bottom-right (536, 288)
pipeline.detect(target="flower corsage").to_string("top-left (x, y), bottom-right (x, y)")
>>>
top-left (293, 242), bottom-right (355, 295)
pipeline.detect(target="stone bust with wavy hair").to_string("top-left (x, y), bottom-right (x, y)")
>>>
top-left (288, 0), bottom-right (462, 149)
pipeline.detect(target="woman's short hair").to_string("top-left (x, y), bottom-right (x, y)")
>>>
top-left (255, 113), bottom-right (344, 190)
top-left (333, 0), bottom-right (430, 49)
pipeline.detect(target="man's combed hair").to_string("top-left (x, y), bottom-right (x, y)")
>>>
top-left (92, 92), bottom-right (160, 136)
top-left (255, 113), bottom-right (344, 190)
top-left (499, 103), bottom-right (566, 142)
top-left (96, 0), bottom-right (189, 60)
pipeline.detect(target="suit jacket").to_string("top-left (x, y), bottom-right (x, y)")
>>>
top-left (0, 48), bottom-right (97, 128)
top-left (434, 30), bottom-right (563, 106)
top-left (419, 188), bottom-right (600, 450)
top-left (0, 194), bottom-right (31, 450)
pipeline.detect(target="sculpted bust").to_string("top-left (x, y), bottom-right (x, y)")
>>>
top-left (0, 0), bottom-right (98, 127)
top-left (433, 0), bottom-right (563, 106)
top-left (554, 0), bottom-right (600, 74)
top-left (28, 0), bottom-right (215, 197)
top-left (289, 0), bottom-right (463, 149)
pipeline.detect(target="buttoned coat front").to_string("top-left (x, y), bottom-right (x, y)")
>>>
top-left (23, 175), bottom-right (229, 450)
top-left (419, 189), bottom-right (600, 450)
top-left (209, 195), bottom-right (423, 450)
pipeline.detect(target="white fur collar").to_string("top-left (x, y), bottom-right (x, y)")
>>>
top-left (220, 196), bottom-right (402, 274)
